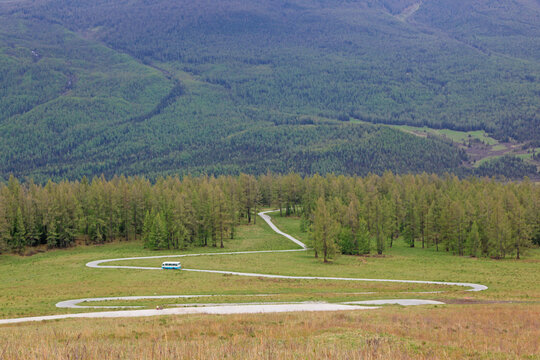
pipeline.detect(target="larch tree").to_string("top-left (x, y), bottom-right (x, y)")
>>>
top-left (153, 212), bottom-right (169, 249)
top-left (487, 197), bottom-right (512, 259)
top-left (311, 197), bottom-right (339, 263)
top-left (213, 185), bottom-right (229, 248)
top-left (371, 196), bottom-right (390, 255)
top-left (142, 211), bottom-right (154, 249)
top-left (11, 207), bottom-right (26, 252)
top-left (239, 174), bottom-right (260, 224)
top-left (272, 176), bottom-right (285, 217)
top-left (345, 196), bottom-right (360, 251)
top-left (506, 189), bottom-right (532, 259)
top-left (0, 199), bottom-right (9, 252)
top-left (357, 217), bottom-right (372, 255)
top-left (467, 221), bottom-right (480, 257)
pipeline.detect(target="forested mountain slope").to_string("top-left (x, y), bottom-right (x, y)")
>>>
top-left (0, 0), bottom-right (538, 181)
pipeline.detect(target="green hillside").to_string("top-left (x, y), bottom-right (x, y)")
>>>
top-left (0, 0), bottom-right (539, 181)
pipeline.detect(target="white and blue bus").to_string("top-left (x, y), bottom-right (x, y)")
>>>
top-left (162, 261), bottom-right (182, 270)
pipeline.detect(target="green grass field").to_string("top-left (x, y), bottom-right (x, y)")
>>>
top-left (473, 154), bottom-right (505, 167)
top-left (0, 213), bottom-right (538, 319)
top-left (515, 150), bottom-right (540, 161)
top-left (474, 152), bottom-right (539, 168)
top-left (392, 125), bottom-right (499, 145)
top-left (0, 213), bottom-right (539, 359)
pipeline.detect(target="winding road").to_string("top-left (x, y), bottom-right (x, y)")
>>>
top-left (0, 211), bottom-right (487, 325)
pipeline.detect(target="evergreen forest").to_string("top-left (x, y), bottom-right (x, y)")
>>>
top-left (0, 0), bottom-right (539, 181)
top-left (1, 173), bottom-right (538, 260)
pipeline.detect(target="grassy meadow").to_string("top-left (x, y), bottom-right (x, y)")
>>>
top-left (0, 213), bottom-right (538, 359)
top-left (391, 125), bottom-right (499, 145)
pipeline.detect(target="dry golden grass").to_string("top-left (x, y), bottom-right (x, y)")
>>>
top-left (0, 304), bottom-right (538, 359)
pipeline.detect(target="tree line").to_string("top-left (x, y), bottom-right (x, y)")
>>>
top-left (0, 173), bottom-right (538, 260)
top-left (304, 173), bottom-right (540, 261)
top-left (0, 174), bottom-right (261, 252)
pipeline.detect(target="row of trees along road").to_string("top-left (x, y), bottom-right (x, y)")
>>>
top-left (0, 173), bottom-right (538, 260)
